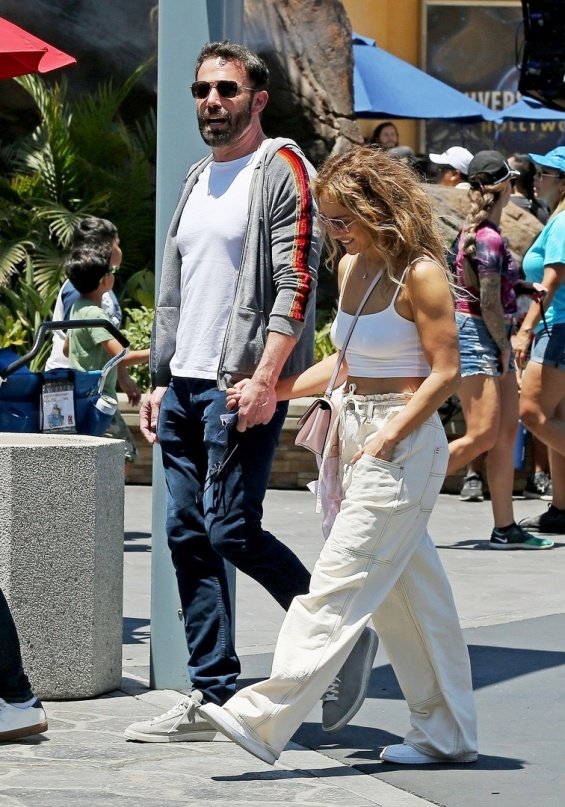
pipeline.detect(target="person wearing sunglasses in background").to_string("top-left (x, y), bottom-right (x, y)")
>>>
top-left (514, 147), bottom-right (565, 537)
top-left (46, 217), bottom-right (145, 459)
top-left (202, 146), bottom-right (478, 767)
top-left (125, 41), bottom-right (376, 745)
top-left (62, 247), bottom-right (150, 398)
top-left (429, 146), bottom-right (474, 189)
top-left (46, 218), bottom-right (142, 403)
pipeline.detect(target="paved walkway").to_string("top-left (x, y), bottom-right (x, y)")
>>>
top-left (1, 486), bottom-right (564, 807)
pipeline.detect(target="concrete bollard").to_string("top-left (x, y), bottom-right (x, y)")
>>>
top-left (0, 433), bottom-right (124, 699)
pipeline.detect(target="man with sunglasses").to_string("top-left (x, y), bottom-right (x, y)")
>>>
top-left (127, 42), bottom-right (376, 744)
top-left (429, 146), bottom-right (474, 189)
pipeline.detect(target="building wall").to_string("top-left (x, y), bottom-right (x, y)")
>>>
top-left (342, 0), bottom-right (522, 153)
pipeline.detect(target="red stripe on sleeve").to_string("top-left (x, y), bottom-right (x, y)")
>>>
top-left (277, 147), bottom-right (314, 321)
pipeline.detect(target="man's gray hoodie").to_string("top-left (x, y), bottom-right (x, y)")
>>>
top-left (151, 137), bottom-right (321, 390)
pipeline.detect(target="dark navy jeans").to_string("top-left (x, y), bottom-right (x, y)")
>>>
top-left (157, 377), bottom-right (311, 705)
top-left (0, 588), bottom-right (34, 703)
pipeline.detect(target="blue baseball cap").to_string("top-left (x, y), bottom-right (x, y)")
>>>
top-left (528, 146), bottom-right (565, 175)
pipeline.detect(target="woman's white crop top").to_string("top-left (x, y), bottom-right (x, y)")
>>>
top-left (329, 260), bottom-right (431, 378)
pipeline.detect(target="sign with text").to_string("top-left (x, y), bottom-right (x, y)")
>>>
top-left (424, 1), bottom-right (564, 156)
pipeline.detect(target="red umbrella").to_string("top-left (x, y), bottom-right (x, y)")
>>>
top-left (0, 16), bottom-right (76, 79)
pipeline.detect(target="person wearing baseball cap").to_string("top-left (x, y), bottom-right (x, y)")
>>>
top-left (467, 150), bottom-right (519, 189)
top-left (514, 146), bottom-right (565, 537)
top-left (429, 146), bottom-right (474, 188)
top-left (446, 149), bottom-right (553, 550)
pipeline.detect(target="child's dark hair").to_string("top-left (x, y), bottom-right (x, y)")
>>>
top-left (72, 217), bottom-right (118, 257)
top-left (65, 247), bottom-right (111, 294)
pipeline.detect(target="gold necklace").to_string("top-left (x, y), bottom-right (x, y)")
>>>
top-left (358, 254), bottom-right (379, 281)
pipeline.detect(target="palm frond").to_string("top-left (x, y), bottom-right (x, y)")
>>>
top-left (0, 240), bottom-right (33, 287)
top-left (3, 61), bottom-right (156, 348)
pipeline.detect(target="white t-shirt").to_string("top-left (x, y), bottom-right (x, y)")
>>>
top-left (170, 144), bottom-right (268, 379)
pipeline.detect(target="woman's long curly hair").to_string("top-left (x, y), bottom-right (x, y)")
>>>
top-left (312, 145), bottom-right (450, 285)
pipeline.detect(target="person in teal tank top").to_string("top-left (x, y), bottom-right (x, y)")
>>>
top-left (515, 146), bottom-right (565, 536)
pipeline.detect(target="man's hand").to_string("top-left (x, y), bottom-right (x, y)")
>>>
top-left (235, 378), bottom-right (277, 432)
top-left (139, 386), bottom-right (168, 445)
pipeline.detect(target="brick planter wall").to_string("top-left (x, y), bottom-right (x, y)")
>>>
top-left (121, 395), bottom-right (533, 494)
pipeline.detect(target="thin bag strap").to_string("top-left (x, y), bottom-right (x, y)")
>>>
top-left (337, 255), bottom-right (356, 305)
top-left (324, 270), bottom-right (383, 398)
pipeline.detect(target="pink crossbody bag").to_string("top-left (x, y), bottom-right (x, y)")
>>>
top-left (295, 269), bottom-right (383, 457)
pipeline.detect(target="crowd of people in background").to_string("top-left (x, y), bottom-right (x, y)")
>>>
top-left (369, 121), bottom-right (565, 544)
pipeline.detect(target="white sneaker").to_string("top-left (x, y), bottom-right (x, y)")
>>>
top-left (124, 691), bottom-right (217, 742)
top-left (199, 702), bottom-right (278, 765)
top-left (0, 698), bottom-right (48, 742)
top-left (380, 743), bottom-right (478, 765)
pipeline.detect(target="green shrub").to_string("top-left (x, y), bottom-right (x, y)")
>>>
top-left (0, 67), bottom-right (156, 359)
top-left (121, 305), bottom-right (153, 391)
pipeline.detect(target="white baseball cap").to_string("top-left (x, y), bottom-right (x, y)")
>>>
top-left (429, 146), bottom-right (474, 175)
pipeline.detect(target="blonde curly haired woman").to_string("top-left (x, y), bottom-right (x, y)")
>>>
top-left (197, 146), bottom-right (478, 767)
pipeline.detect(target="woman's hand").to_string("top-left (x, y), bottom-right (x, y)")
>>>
top-left (226, 378), bottom-right (250, 411)
top-left (531, 283), bottom-right (548, 304)
top-left (513, 329), bottom-right (534, 370)
top-left (350, 427), bottom-right (397, 464)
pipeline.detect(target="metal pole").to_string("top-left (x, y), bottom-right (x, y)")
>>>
top-left (150, 0), bottom-right (244, 690)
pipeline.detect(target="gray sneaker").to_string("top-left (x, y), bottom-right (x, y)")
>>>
top-left (322, 626), bottom-right (378, 733)
top-left (519, 505), bottom-right (565, 535)
top-left (124, 691), bottom-right (217, 742)
top-left (459, 473), bottom-right (484, 502)
top-left (523, 472), bottom-right (553, 501)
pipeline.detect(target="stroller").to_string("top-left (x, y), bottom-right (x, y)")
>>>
top-left (0, 320), bottom-right (129, 437)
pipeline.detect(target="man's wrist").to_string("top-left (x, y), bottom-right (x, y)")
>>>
top-left (251, 369), bottom-right (277, 391)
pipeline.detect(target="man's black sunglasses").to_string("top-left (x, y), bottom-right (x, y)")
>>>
top-left (190, 80), bottom-right (255, 99)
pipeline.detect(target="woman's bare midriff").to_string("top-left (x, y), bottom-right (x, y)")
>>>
top-left (346, 376), bottom-right (426, 395)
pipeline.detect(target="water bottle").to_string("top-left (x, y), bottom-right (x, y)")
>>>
top-left (513, 422), bottom-right (528, 470)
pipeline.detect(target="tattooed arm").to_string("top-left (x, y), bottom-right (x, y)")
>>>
top-left (479, 273), bottom-right (510, 373)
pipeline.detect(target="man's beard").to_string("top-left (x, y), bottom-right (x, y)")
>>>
top-left (197, 100), bottom-right (253, 147)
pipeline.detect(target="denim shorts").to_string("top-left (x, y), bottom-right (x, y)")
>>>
top-left (530, 323), bottom-right (565, 371)
top-left (456, 312), bottom-right (515, 377)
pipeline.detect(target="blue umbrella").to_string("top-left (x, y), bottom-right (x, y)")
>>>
top-left (491, 97), bottom-right (565, 121)
top-left (353, 33), bottom-right (493, 122)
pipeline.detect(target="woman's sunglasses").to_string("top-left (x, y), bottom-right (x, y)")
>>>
top-left (190, 80), bottom-right (255, 99)
top-left (318, 212), bottom-right (352, 234)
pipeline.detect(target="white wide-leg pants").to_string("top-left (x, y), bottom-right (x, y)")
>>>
top-left (223, 394), bottom-right (477, 760)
